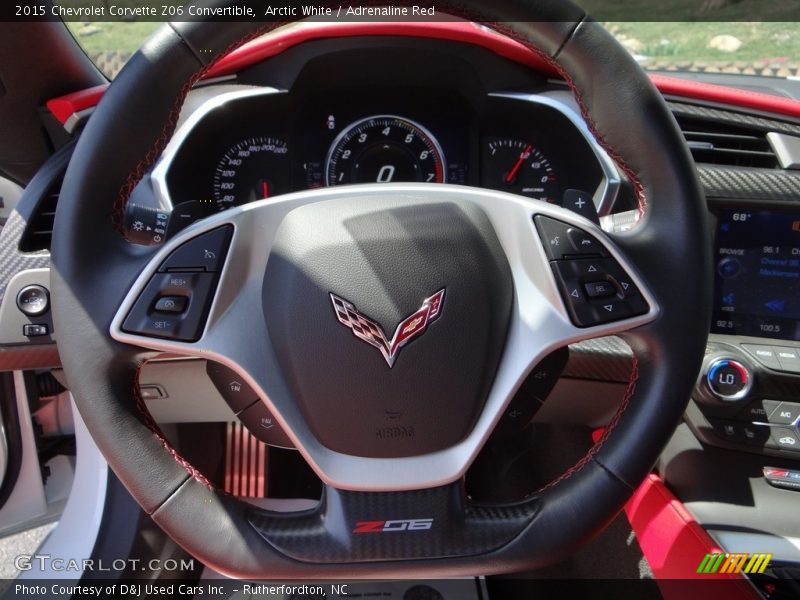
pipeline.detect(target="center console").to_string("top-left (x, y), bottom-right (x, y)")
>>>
top-left (688, 205), bottom-right (800, 462)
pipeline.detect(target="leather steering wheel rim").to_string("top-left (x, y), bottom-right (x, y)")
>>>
top-left (51, 0), bottom-right (710, 577)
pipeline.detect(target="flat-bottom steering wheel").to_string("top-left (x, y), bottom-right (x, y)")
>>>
top-left (51, 0), bottom-right (710, 578)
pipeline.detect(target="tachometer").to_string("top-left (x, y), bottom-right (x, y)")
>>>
top-left (325, 116), bottom-right (446, 186)
top-left (481, 138), bottom-right (559, 202)
top-left (212, 137), bottom-right (289, 211)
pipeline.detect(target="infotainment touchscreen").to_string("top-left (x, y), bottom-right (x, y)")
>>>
top-left (712, 209), bottom-right (800, 341)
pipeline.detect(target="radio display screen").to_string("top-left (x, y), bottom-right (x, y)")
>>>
top-left (712, 209), bottom-right (800, 341)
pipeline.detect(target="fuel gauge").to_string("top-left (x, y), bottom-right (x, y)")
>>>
top-left (481, 138), bottom-right (560, 202)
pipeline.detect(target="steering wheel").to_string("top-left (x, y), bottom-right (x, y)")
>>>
top-left (51, 0), bottom-right (710, 578)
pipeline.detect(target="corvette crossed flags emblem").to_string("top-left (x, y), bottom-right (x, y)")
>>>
top-left (330, 289), bottom-right (445, 367)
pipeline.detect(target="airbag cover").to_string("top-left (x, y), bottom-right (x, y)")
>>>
top-left (262, 195), bottom-right (513, 458)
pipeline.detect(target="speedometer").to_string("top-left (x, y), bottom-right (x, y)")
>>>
top-left (212, 136), bottom-right (289, 211)
top-left (325, 116), bottom-right (446, 187)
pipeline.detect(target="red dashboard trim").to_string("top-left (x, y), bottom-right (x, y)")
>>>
top-left (46, 84), bottom-right (108, 125)
top-left (206, 21), bottom-right (558, 79)
top-left (46, 22), bottom-right (800, 126)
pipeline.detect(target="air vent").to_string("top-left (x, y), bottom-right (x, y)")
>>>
top-left (19, 179), bottom-right (60, 252)
top-left (674, 115), bottom-right (779, 169)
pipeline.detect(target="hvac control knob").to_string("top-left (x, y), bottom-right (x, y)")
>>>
top-left (706, 358), bottom-right (752, 401)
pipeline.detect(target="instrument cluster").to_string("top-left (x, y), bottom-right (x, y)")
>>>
top-left (157, 84), bottom-right (610, 229)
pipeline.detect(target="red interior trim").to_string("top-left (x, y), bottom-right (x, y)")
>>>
top-left (46, 22), bottom-right (800, 126)
top-left (206, 21), bottom-right (557, 79)
top-left (46, 84), bottom-right (108, 125)
top-left (625, 474), bottom-right (759, 599)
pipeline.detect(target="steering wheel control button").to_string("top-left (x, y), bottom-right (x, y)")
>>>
top-left (22, 323), bottom-right (49, 337)
top-left (562, 189), bottom-right (600, 224)
top-left (122, 272), bottom-right (216, 342)
top-left (490, 348), bottom-right (568, 441)
top-left (767, 402), bottom-right (800, 426)
top-left (16, 285), bottom-right (50, 316)
top-left (584, 281), bottom-right (616, 298)
top-left (158, 225), bottom-right (232, 273)
top-left (566, 228), bottom-right (604, 254)
top-left (549, 256), bottom-right (648, 327)
top-left (206, 361), bottom-right (259, 413)
top-left (534, 216), bottom-right (606, 260)
top-left (238, 402), bottom-right (294, 448)
top-left (706, 358), bottom-right (751, 401)
top-left (154, 296), bottom-right (188, 314)
top-left (741, 344), bottom-right (782, 371)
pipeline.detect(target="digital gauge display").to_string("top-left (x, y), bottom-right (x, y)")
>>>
top-left (325, 115), bottom-right (446, 186)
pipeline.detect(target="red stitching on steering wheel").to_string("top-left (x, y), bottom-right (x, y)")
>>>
top-left (120, 12), bottom-right (645, 494)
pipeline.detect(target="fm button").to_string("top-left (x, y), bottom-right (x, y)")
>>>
top-left (707, 358), bottom-right (751, 402)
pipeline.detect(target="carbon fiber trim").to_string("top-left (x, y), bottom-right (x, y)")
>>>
top-left (0, 345), bottom-right (60, 372)
top-left (248, 483), bottom-right (540, 563)
top-left (698, 165), bottom-right (800, 201)
top-left (0, 212), bottom-right (49, 308)
top-left (667, 101), bottom-right (800, 136)
top-left (564, 337), bottom-right (633, 383)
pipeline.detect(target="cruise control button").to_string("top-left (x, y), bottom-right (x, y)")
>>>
top-left (154, 296), bottom-right (188, 314)
top-left (741, 344), bottom-right (782, 370)
top-left (773, 346), bottom-right (800, 373)
top-left (767, 402), bottom-right (800, 426)
top-left (159, 225), bottom-right (232, 273)
top-left (122, 272), bottom-right (216, 342)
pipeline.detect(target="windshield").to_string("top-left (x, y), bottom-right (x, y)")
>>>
top-left (66, 21), bottom-right (798, 80)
